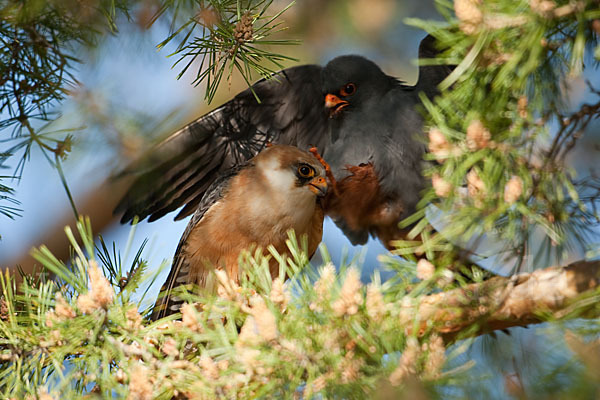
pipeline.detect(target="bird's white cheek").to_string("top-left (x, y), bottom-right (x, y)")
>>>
top-left (262, 168), bottom-right (316, 210)
top-left (243, 166), bottom-right (295, 220)
top-left (253, 167), bottom-right (317, 227)
top-left (262, 167), bottom-right (296, 193)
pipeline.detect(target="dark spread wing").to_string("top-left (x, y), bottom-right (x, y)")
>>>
top-left (150, 164), bottom-right (246, 320)
top-left (115, 65), bottom-right (327, 223)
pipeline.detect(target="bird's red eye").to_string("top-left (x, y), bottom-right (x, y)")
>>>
top-left (340, 83), bottom-right (356, 97)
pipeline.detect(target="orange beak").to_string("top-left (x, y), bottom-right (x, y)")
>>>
top-left (308, 176), bottom-right (328, 197)
top-left (325, 94), bottom-right (349, 117)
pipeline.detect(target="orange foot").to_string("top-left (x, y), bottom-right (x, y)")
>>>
top-left (309, 147), bottom-right (339, 196)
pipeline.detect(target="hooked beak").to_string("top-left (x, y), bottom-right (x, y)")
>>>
top-left (325, 94), bottom-right (349, 117)
top-left (308, 176), bottom-right (328, 197)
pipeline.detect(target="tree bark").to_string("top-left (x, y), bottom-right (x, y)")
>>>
top-left (403, 260), bottom-right (600, 342)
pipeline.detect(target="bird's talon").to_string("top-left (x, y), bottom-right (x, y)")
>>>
top-left (309, 147), bottom-right (339, 196)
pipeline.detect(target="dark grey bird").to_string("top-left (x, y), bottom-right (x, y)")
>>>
top-left (115, 34), bottom-right (452, 249)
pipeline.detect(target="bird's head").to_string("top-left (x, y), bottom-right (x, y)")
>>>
top-left (321, 55), bottom-right (393, 118)
top-left (254, 145), bottom-right (328, 200)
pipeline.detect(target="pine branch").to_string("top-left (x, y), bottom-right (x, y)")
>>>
top-left (2, 218), bottom-right (599, 397)
top-left (407, 260), bottom-right (600, 342)
top-left (159, 0), bottom-right (299, 103)
top-left (405, 0), bottom-right (600, 274)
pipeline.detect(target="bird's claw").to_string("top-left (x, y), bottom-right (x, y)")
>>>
top-left (309, 146), bottom-right (339, 196)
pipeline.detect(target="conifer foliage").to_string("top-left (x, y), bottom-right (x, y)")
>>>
top-left (1, 0), bottom-right (600, 398)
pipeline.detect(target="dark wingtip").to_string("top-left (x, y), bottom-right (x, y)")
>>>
top-left (175, 198), bottom-right (203, 221)
top-left (147, 213), bottom-right (162, 223)
top-left (113, 192), bottom-right (136, 224)
top-left (418, 34), bottom-right (438, 59)
top-left (416, 34), bottom-right (455, 93)
top-left (114, 202), bottom-right (132, 224)
top-left (119, 210), bottom-right (142, 225)
top-left (114, 198), bottom-right (148, 224)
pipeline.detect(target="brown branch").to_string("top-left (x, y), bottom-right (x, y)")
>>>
top-left (0, 176), bottom-right (130, 284)
top-left (545, 93), bottom-right (600, 165)
top-left (405, 260), bottom-right (600, 342)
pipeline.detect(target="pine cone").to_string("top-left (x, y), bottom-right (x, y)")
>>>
top-left (234, 13), bottom-right (253, 44)
top-left (0, 297), bottom-right (8, 321)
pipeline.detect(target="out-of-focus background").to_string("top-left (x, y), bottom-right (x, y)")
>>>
top-left (1, 1), bottom-right (599, 397)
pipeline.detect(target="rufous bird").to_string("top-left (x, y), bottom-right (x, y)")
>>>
top-left (115, 34), bottom-right (452, 250)
top-left (151, 145), bottom-right (327, 320)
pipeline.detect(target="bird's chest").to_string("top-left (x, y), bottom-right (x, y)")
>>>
top-left (324, 97), bottom-right (424, 188)
top-left (245, 190), bottom-right (316, 238)
top-left (324, 109), bottom-right (386, 176)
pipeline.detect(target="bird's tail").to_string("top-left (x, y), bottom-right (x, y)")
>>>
top-left (416, 34), bottom-right (455, 96)
top-left (150, 249), bottom-right (193, 321)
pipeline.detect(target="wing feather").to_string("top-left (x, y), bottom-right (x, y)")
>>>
top-left (150, 164), bottom-right (247, 320)
top-left (116, 65), bottom-right (327, 223)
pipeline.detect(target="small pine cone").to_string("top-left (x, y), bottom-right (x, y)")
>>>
top-left (389, 338), bottom-right (419, 386)
top-left (428, 127), bottom-right (453, 162)
top-left (0, 297), bottom-right (8, 321)
top-left (54, 293), bottom-right (76, 320)
top-left (432, 174), bottom-right (452, 198)
top-left (199, 355), bottom-right (220, 380)
top-left (529, 0), bottom-right (556, 17)
top-left (234, 13), bottom-right (253, 44)
top-left (423, 335), bottom-right (446, 379)
top-left (249, 296), bottom-right (278, 342)
top-left (366, 284), bottom-right (386, 322)
top-left (517, 96), bottom-right (528, 118)
top-left (341, 356), bottom-right (363, 384)
top-left (128, 365), bottom-right (153, 400)
top-left (416, 259), bottom-right (435, 281)
top-left (161, 338), bottom-right (178, 357)
top-left (126, 306), bottom-right (143, 330)
top-left (504, 176), bottom-right (523, 204)
top-left (466, 120), bottom-right (491, 151)
top-left (332, 268), bottom-right (362, 316)
top-left (454, 0), bottom-right (483, 35)
top-left (467, 169), bottom-right (486, 207)
top-left (312, 375), bottom-right (327, 393)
